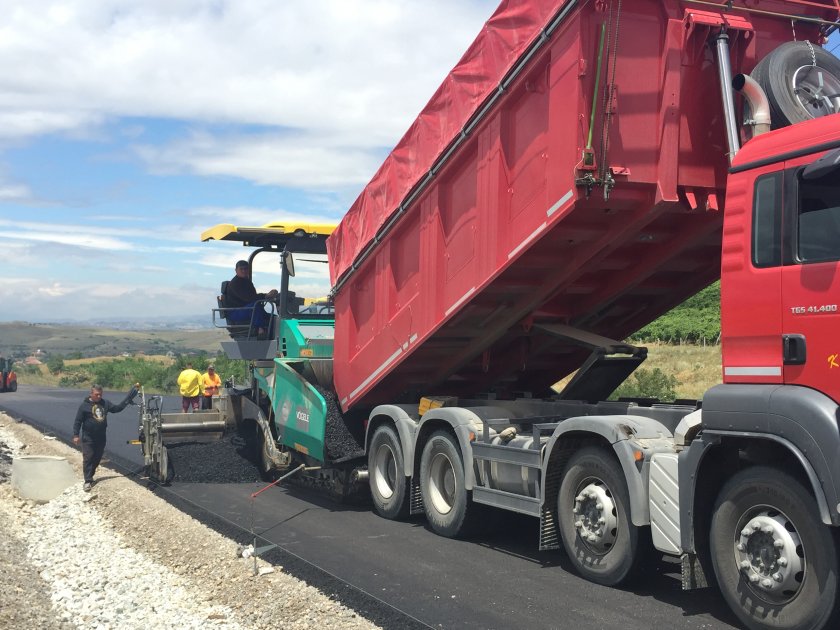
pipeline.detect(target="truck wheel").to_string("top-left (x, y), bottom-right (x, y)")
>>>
top-left (557, 446), bottom-right (642, 586)
top-left (8, 380), bottom-right (15, 392)
top-left (710, 466), bottom-right (839, 630)
top-left (368, 424), bottom-right (409, 519)
top-left (420, 430), bottom-right (473, 538)
top-left (752, 41), bottom-right (840, 129)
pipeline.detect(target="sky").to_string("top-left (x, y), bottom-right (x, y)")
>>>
top-left (0, 1), bottom-right (837, 325)
top-left (0, 0), bottom-right (498, 323)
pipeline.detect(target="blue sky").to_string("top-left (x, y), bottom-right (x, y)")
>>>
top-left (0, 1), bottom-right (837, 324)
top-left (0, 0), bottom-right (499, 323)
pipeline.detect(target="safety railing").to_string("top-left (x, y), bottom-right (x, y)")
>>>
top-left (212, 299), bottom-right (277, 340)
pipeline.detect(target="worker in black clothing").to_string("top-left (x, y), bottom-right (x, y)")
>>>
top-left (72, 384), bottom-right (138, 491)
top-left (226, 259), bottom-right (278, 335)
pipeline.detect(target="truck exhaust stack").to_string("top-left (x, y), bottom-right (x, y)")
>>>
top-left (732, 73), bottom-right (772, 137)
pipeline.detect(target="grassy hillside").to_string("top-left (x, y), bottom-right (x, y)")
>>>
top-left (16, 353), bottom-right (249, 395)
top-left (18, 355), bottom-right (173, 388)
top-left (631, 282), bottom-right (721, 344)
top-left (16, 341), bottom-right (722, 401)
top-left (2, 319), bottom-right (723, 400)
top-left (551, 342), bottom-right (720, 401)
top-left (631, 342), bottom-right (721, 400)
top-left (0, 322), bottom-right (228, 359)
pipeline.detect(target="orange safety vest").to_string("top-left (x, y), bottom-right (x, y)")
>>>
top-left (202, 372), bottom-right (221, 397)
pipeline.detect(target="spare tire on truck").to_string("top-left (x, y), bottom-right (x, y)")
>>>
top-left (751, 41), bottom-right (840, 129)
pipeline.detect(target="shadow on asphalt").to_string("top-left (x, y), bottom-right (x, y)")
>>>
top-left (447, 508), bottom-right (739, 628)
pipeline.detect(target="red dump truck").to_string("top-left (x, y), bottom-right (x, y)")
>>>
top-left (199, 1), bottom-right (840, 628)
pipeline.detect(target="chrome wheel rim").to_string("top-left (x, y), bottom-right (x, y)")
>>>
top-left (572, 478), bottom-right (618, 554)
top-left (734, 506), bottom-right (805, 604)
top-left (373, 443), bottom-right (397, 500)
top-left (792, 65), bottom-right (840, 118)
top-left (428, 451), bottom-right (456, 515)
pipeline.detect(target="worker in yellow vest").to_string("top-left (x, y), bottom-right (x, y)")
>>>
top-left (177, 363), bottom-right (202, 413)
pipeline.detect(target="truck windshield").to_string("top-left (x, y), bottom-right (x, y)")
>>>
top-left (798, 174), bottom-right (840, 263)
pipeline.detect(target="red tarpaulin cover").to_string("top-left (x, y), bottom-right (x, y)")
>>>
top-left (327, 0), bottom-right (566, 286)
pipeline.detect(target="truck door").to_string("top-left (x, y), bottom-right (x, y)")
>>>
top-left (721, 168), bottom-right (784, 385)
top-left (781, 155), bottom-right (840, 402)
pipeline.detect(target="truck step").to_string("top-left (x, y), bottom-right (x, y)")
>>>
top-left (472, 485), bottom-right (541, 517)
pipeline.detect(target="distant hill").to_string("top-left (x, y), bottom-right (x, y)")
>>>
top-left (38, 315), bottom-right (213, 330)
top-left (0, 322), bottom-right (228, 359)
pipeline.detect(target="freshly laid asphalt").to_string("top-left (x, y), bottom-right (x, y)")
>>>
top-left (0, 385), bottom-right (741, 630)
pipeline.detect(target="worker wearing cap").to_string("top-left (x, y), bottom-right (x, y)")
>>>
top-left (226, 260), bottom-right (278, 337)
top-left (201, 364), bottom-right (221, 410)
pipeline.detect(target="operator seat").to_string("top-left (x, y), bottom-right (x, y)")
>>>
top-left (218, 281), bottom-right (250, 339)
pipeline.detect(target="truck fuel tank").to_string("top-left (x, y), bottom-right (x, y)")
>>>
top-left (477, 433), bottom-right (546, 498)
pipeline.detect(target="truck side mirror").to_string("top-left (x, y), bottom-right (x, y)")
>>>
top-left (802, 147), bottom-right (840, 180)
top-left (283, 252), bottom-right (296, 277)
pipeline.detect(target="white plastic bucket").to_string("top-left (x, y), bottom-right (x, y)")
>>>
top-left (11, 455), bottom-right (76, 503)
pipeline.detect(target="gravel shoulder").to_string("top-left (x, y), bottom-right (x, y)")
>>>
top-left (0, 412), bottom-right (380, 630)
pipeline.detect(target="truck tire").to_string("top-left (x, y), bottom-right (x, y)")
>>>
top-left (368, 424), bottom-right (409, 519)
top-left (710, 466), bottom-right (840, 630)
top-left (8, 380), bottom-right (15, 392)
top-left (556, 446), bottom-right (643, 586)
top-left (420, 430), bottom-right (474, 538)
top-left (752, 41), bottom-right (840, 129)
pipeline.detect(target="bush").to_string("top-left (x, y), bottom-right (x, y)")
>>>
top-left (46, 355), bottom-right (65, 375)
top-left (610, 368), bottom-right (678, 402)
top-left (59, 370), bottom-right (91, 388)
top-left (55, 355), bottom-right (252, 395)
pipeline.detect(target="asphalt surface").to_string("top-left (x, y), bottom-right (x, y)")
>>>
top-left (0, 385), bottom-right (742, 630)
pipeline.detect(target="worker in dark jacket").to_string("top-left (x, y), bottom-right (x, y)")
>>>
top-left (72, 384), bottom-right (138, 491)
top-left (226, 259), bottom-right (277, 334)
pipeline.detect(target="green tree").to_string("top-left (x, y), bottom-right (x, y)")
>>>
top-left (631, 282), bottom-right (720, 343)
top-left (46, 355), bottom-right (65, 375)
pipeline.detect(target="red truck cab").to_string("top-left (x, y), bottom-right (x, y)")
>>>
top-left (723, 115), bottom-right (840, 402)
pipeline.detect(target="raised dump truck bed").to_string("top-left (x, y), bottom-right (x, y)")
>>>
top-left (328, 0), bottom-right (839, 411)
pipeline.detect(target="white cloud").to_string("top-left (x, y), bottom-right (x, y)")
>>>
top-left (0, 0), bottom-right (496, 185)
top-left (0, 182), bottom-right (31, 201)
top-left (135, 131), bottom-right (384, 188)
top-left (0, 219), bottom-right (136, 250)
top-left (0, 110), bottom-right (104, 141)
top-left (0, 277), bottom-right (217, 321)
top-left (38, 282), bottom-right (71, 297)
top-left (0, 1), bottom-right (493, 137)
top-left (0, 0), bottom-right (501, 322)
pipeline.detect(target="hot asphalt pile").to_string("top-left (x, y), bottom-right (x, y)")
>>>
top-left (165, 385), bottom-right (365, 483)
top-left (318, 386), bottom-right (365, 462)
top-left (166, 432), bottom-right (264, 484)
